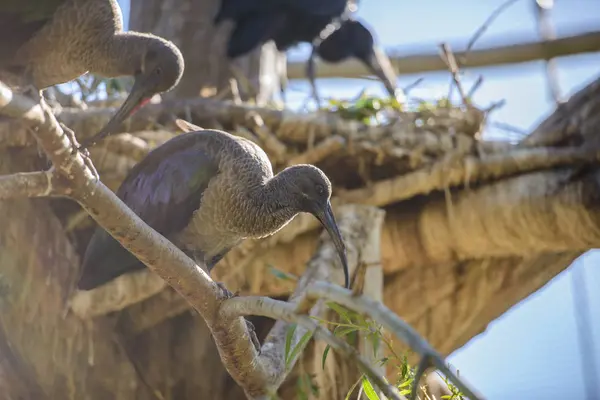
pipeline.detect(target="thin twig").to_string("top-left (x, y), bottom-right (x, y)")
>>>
top-left (439, 43), bottom-right (470, 107)
top-left (222, 296), bottom-right (404, 400)
top-left (463, 0), bottom-right (523, 61)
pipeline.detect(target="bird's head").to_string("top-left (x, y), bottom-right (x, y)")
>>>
top-left (343, 20), bottom-right (399, 99)
top-left (281, 165), bottom-right (349, 288)
top-left (87, 38), bottom-right (184, 148)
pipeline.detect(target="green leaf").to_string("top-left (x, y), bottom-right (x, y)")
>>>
top-left (284, 324), bottom-right (297, 365)
top-left (336, 326), bottom-right (358, 337)
top-left (326, 302), bottom-right (353, 323)
top-left (345, 376), bottom-right (363, 400)
top-left (267, 265), bottom-right (298, 281)
top-left (367, 331), bottom-right (381, 358)
top-left (361, 376), bottom-right (381, 400)
top-left (321, 345), bottom-right (331, 370)
top-left (286, 330), bottom-right (313, 368)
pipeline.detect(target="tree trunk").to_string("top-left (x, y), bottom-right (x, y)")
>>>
top-left (129, 0), bottom-right (281, 103)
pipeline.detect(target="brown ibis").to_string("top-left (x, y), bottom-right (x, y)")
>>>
top-left (0, 0), bottom-right (184, 149)
top-left (78, 119), bottom-right (349, 292)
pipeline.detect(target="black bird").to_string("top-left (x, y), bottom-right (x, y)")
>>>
top-left (306, 18), bottom-right (398, 107)
top-left (213, 0), bottom-right (397, 106)
top-left (78, 120), bottom-right (350, 291)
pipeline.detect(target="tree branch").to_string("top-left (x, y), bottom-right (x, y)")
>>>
top-left (0, 170), bottom-right (56, 200)
top-left (223, 296), bottom-right (404, 400)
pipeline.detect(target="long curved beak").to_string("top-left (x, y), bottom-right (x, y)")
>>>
top-left (315, 202), bottom-right (349, 289)
top-left (78, 77), bottom-right (152, 150)
top-left (365, 45), bottom-right (399, 98)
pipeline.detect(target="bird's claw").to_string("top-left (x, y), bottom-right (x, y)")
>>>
top-left (60, 123), bottom-right (86, 156)
top-left (59, 123), bottom-right (99, 180)
top-left (245, 319), bottom-right (261, 353)
top-left (216, 282), bottom-right (260, 352)
top-left (23, 84), bottom-right (42, 104)
top-left (216, 281), bottom-right (237, 299)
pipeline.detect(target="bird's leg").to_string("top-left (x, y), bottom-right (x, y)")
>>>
top-left (216, 281), bottom-right (261, 353)
top-left (277, 51), bottom-right (288, 107)
top-left (306, 45), bottom-right (322, 109)
top-left (229, 64), bottom-right (259, 102)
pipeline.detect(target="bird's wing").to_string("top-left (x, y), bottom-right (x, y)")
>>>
top-left (213, 0), bottom-right (280, 24)
top-left (0, 0), bottom-right (65, 65)
top-left (226, 12), bottom-right (286, 58)
top-left (78, 132), bottom-right (220, 290)
top-left (278, 0), bottom-right (347, 16)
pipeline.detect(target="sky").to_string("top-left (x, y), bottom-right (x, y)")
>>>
top-left (119, 1), bottom-right (600, 398)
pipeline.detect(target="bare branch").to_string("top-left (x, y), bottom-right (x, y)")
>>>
top-left (464, 0), bottom-right (522, 58)
top-left (439, 43), bottom-right (471, 108)
top-left (222, 297), bottom-right (404, 400)
top-left (0, 170), bottom-right (56, 200)
top-left (258, 205), bottom-right (385, 393)
top-left (305, 283), bottom-right (483, 400)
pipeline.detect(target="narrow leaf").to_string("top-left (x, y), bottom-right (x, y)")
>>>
top-left (287, 330), bottom-right (313, 368)
top-left (326, 302), bottom-right (353, 323)
top-left (268, 265), bottom-right (298, 281)
top-left (321, 345), bottom-right (331, 370)
top-left (361, 376), bottom-right (381, 400)
top-left (284, 324), bottom-right (297, 365)
top-left (345, 376), bottom-right (363, 400)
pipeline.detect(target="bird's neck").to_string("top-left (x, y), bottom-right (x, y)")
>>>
top-left (90, 33), bottom-right (152, 77)
top-left (243, 174), bottom-right (299, 238)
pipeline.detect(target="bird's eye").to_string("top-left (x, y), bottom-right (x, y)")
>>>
top-left (155, 68), bottom-right (162, 75)
top-left (315, 184), bottom-right (325, 195)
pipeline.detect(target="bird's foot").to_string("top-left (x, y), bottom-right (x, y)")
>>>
top-left (22, 84), bottom-right (42, 104)
top-left (216, 281), bottom-right (261, 353)
top-left (60, 123), bottom-right (99, 181)
top-left (216, 281), bottom-right (238, 299)
top-left (60, 123), bottom-right (87, 156)
top-left (245, 319), bottom-right (261, 353)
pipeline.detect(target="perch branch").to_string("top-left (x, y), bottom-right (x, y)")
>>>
top-left (257, 205), bottom-right (385, 394)
top-left (0, 170), bottom-right (56, 200)
top-left (304, 282), bottom-right (482, 400)
top-left (223, 296), bottom-right (404, 400)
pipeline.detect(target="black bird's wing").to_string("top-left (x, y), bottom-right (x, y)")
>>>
top-left (226, 11), bottom-right (287, 58)
top-left (77, 132), bottom-right (220, 290)
top-left (0, 0), bottom-right (65, 65)
top-left (213, 0), bottom-right (282, 24)
top-left (278, 0), bottom-right (347, 16)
